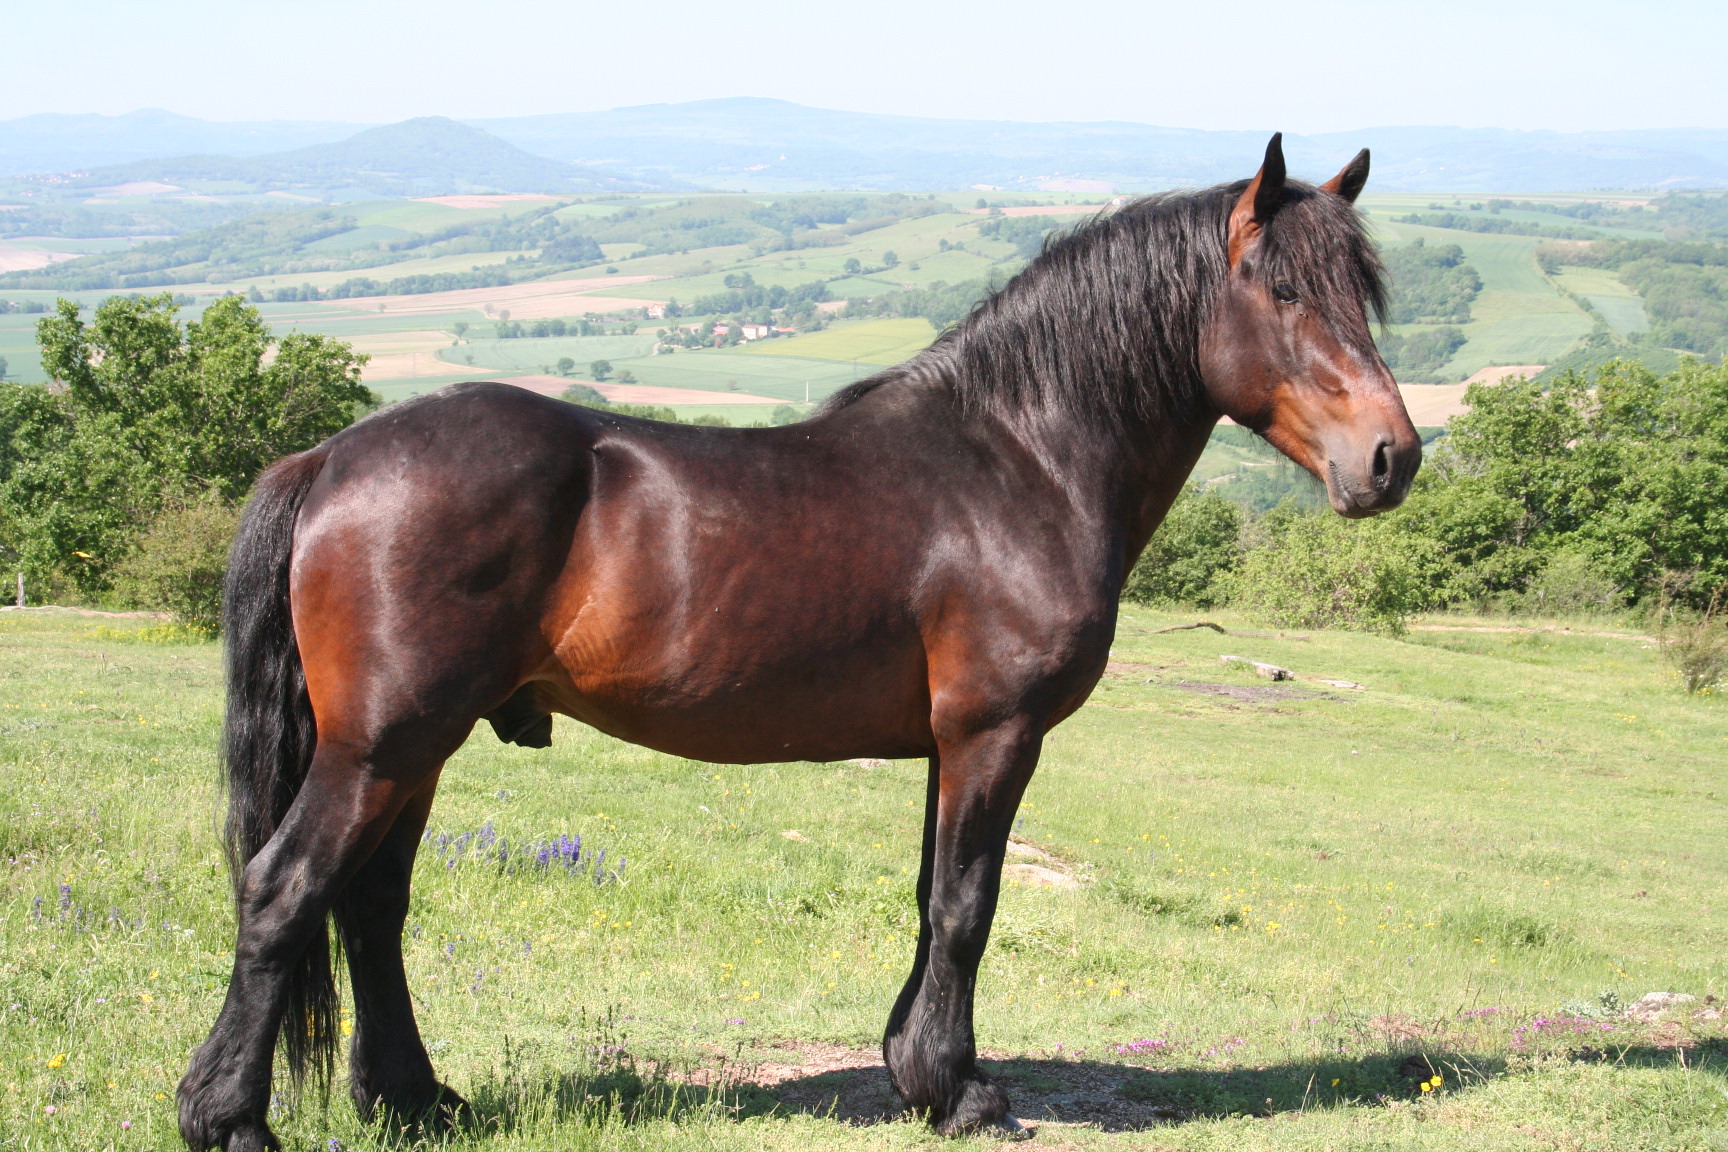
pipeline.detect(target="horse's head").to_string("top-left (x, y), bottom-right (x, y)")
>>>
top-left (1199, 135), bottom-right (1420, 517)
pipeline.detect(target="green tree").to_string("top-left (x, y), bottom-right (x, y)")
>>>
top-left (842, 258), bottom-right (862, 276)
top-left (1228, 505), bottom-right (1441, 635)
top-left (0, 355), bottom-right (8, 380)
top-left (589, 359), bottom-right (613, 381)
top-left (1122, 485), bottom-right (1243, 607)
top-left (107, 494), bottom-right (241, 633)
top-left (555, 357), bottom-right (575, 376)
top-left (1392, 360), bottom-right (1728, 606)
top-left (1, 293), bottom-right (370, 598)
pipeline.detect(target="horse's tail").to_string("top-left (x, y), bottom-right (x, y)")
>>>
top-left (220, 446), bottom-right (338, 1089)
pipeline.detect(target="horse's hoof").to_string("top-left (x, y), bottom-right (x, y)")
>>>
top-left (994, 1114), bottom-right (1032, 1141)
top-left (430, 1084), bottom-right (472, 1130)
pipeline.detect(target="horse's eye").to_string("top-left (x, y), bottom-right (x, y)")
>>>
top-left (1273, 282), bottom-right (1299, 304)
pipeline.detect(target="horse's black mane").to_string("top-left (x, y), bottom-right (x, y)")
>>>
top-left (824, 180), bottom-right (1386, 433)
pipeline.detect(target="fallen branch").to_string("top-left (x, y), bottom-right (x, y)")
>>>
top-left (1151, 621), bottom-right (1227, 635)
top-left (1220, 655), bottom-right (1293, 681)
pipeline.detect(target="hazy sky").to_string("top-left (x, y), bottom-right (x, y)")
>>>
top-left (4, 0), bottom-right (1724, 133)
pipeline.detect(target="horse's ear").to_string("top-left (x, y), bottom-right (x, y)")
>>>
top-left (1321, 148), bottom-right (1370, 203)
top-left (1228, 133), bottom-right (1286, 266)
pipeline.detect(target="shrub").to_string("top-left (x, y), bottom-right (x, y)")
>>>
top-left (108, 495), bottom-right (240, 633)
top-left (1519, 549), bottom-right (1624, 616)
top-left (561, 384), bottom-right (607, 405)
top-left (1122, 485), bottom-right (1242, 608)
top-left (1659, 594), bottom-right (1727, 695)
top-left (1227, 507), bottom-right (1439, 635)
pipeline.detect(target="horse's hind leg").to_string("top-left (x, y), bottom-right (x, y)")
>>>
top-left (884, 723), bottom-right (1040, 1136)
top-left (178, 729), bottom-right (463, 1151)
top-left (334, 774), bottom-right (464, 1127)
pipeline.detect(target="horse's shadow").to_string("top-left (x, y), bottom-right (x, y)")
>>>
top-left (738, 1049), bottom-right (1499, 1132)
top-left (457, 1043), bottom-right (1705, 1137)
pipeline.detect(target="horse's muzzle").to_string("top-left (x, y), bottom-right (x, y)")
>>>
top-left (1325, 430), bottom-right (1422, 518)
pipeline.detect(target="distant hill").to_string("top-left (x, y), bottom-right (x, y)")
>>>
top-left (4, 101), bottom-right (1728, 194)
top-left (473, 99), bottom-right (1728, 193)
top-left (26, 118), bottom-right (673, 197)
top-left (0, 108), bottom-right (362, 177)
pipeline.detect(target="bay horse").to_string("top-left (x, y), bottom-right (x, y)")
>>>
top-left (179, 134), bottom-right (1419, 1149)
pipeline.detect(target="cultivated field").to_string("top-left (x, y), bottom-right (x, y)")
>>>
top-left (0, 186), bottom-right (1699, 418)
top-left (2, 608), bottom-right (1723, 1150)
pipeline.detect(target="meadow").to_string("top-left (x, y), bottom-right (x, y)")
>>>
top-left (3, 606), bottom-right (1724, 1150)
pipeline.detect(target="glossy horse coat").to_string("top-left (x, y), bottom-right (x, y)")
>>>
top-left (179, 137), bottom-right (1419, 1149)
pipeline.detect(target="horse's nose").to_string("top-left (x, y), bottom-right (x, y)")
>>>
top-left (1364, 429), bottom-right (1421, 507)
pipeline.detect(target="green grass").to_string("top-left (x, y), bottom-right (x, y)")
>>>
top-left (1370, 221), bottom-right (1595, 377)
top-left (3, 606), bottom-right (1725, 1149)
top-left (437, 335), bottom-right (660, 373)
top-left (0, 313), bottom-right (44, 384)
top-left (742, 319), bottom-right (938, 367)
top-left (604, 350), bottom-right (867, 403)
top-left (1553, 266), bottom-right (1651, 336)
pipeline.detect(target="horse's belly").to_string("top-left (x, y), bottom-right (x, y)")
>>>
top-left (543, 631), bottom-right (935, 764)
top-left (548, 672), bottom-right (933, 763)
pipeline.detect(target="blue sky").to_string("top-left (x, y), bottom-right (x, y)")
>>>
top-left (4, 0), bottom-right (1724, 132)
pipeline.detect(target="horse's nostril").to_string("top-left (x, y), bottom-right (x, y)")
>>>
top-left (1372, 439), bottom-right (1392, 483)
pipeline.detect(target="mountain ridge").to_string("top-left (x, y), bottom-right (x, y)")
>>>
top-left (3, 100), bottom-right (1726, 193)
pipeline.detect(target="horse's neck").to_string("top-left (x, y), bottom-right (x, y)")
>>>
top-left (1016, 403), bottom-right (1216, 569)
top-left (893, 361), bottom-right (1218, 578)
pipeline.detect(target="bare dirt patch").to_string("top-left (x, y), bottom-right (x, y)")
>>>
top-left (731, 1044), bottom-right (1192, 1134)
top-left (1396, 382), bottom-right (1470, 425)
top-left (1167, 680), bottom-right (1326, 704)
top-left (345, 276), bottom-right (666, 320)
top-left (0, 242), bottom-right (79, 273)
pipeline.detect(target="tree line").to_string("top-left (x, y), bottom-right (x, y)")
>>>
top-left (1128, 359), bottom-right (1728, 631)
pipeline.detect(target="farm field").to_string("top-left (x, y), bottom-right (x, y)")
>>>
top-left (742, 319), bottom-right (940, 367)
top-left (1, 186), bottom-right (1709, 402)
top-left (2, 608), bottom-right (1724, 1150)
top-left (1552, 266), bottom-right (1650, 337)
top-left (601, 349), bottom-right (868, 404)
top-left (1366, 220), bottom-right (1594, 379)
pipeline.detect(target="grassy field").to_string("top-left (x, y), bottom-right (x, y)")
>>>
top-left (2, 607), bottom-right (1724, 1150)
top-left (743, 320), bottom-right (939, 367)
top-left (437, 335), bottom-right (661, 373)
top-left (1552, 267), bottom-right (1650, 337)
top-left (603, 349), bottom-right (869, 404)
top-left (1367, 221), bottom-right (1595, 378)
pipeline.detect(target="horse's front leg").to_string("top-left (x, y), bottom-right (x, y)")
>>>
top-left (884, 722), bottom-right (1039, 1136)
